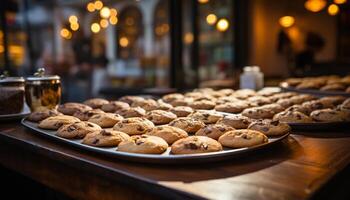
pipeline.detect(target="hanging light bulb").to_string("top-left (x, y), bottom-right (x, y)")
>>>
top-left (91, 23), bottom-right (101, 33)
top-left (100, 7), bottom-right (111, 18)
top-left (334, 0), bottom-right (347, 4)
top-left (109, 16), bottom-right (118, 25)
top-left (94, 1), bottom-right (103, 10)
top-left (206, 14), bottom-right (217, 25)
top-left (216, 18), bottom-right (229, 32)
top-left (305, 0), bottom-right (327, 12)
top-left (279, 16), bottom-right (295, 28)
top-left (119, 37), bottom-right (129, 47)
top-left (328, 4), bottom-right (340, 15)
top-left (100, 19), bottom-right (109, 28)
top-left (87, 2), bottom-right (95, 12)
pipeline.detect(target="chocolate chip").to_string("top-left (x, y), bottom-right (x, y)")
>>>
top-left (157, 127), bottom-right (163, 130)
top-left (67, 125), bottom-right (76, 132)
top-left (262, 127), bottom-right (269, 132)
top-left (201, 144), bottom-right (208, 150)
top-left (242, 134), bottom-right (250, 139)
top-left (218, 127), bottom-right (226, 132)
top-left (148, 116), bottom-right (153, 120)
top-left (136, 140), bottom-right (144, 145)
top-left (93, 139), bottom-right (99, 144)
top-left (185, 142), bottom-right (198, 149)
top-left (87, 123), bottom-right (94, 127)
top-left (101, 130), bottom-right (112, 136)
top-left (296, 114), bottom-right (302, 120)
top-left (137, 126), bottom-right (145, 131)
top-left (270, 120), bottom-right (279, 126)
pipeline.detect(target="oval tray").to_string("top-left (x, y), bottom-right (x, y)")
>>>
top-left (280, 82), bottom-right (350, 97)
top-left (288, 121), bottom-right (350, 131)
top-left (21, 118), bottom-right (289, 164)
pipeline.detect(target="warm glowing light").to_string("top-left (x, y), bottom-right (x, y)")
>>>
top-left (305, 0), bottom-right (327, 12)
top-left (100, 19), bottom-right (109, 28)
top-left (109, 16), bottom-right (118, 25)
top-left (184, 33), bottom-right (194, 44)
top-left (70, 23), bottom-right (79, 31)
top-left (100, 7), bottom-right (111, 18)
top-left (119, 37), bottom-right (129, 47)
top-left (69, 15), bottom-right (78, 23)
top-left (94, 1), bottom-right (103, 10)
top-left (328, 4), bottom-right (339, 15)
top-left (0, 31), bottom-right (3, 38)
top-left (334, 0), bottom-right (347, 4)
top-left (60, 28), bottom-right (70, 38)
top-left (110, 8), bottom-right (118, 16)
top-left (279, 16), bottom-right (295, 28)
top-left (216, 18), bottom-right (229, 32)
top-left (198, 0), bottom-right (209, 4)
top-left (0, 45), bottom-right (24, 54)
top-left (91, 23), bottom-right (101, 33)
top-left (87, 2), bottom-right (95, 12)
top-left (206, 14), bottom-right (217, 25)
top-left (162, 24), bottom-right (169, 33)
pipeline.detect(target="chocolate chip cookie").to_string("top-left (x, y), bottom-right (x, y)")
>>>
top-left (38, 115), bottom-right (81, 130)
top-left (169, 117), bottom-right (205, 133)
top-left (113, 117), bottom-right (155, 135)
top-left (241, 106), bottom-right (275, 119)
top-left (73, 109), bottom-right (105, 121)
top-left (101, 101), bottom-right (130, 113)
top-left (273, 110), bottom-right (313, 123)
top-left (27, 109), bottom-right (62, 122)
top-left (88, 113), bottom-right (123, 128)
top-left (216, 114), bottom-right (252, 129)
top-left (171, 136), bottom-right (223, 155)
top-left (195, 124), bottom-right (235, 140)
top-left (116, 106), bottom-right (146, 118)
top-left (117, 135), bottom-right (168, 154)
top-left (145, 125), bottom-right (188, 144)
top-left (310, 108), bottom-right (347, 122)
top-left (190, 100), bottom-right (216, 110)
top-left (56, 121), bottom-right (101, 139)
top-left (119, 96), bottom-right (145, 105)
top-left (83, 98), bottom-right (109, 109)
top-left (82, 129), bottom-right (130, 147)
top-left (170, 106), bottom-right (193, 117)
top-left (218, 129), bottom-right (268, 148)
top-left (58, 103), bottom-right (92, 115)
top-left (188, 110), bottom-right (223, 124)
top-left (132, 99), bottom-right (158, 111)
top-left (248, 119), bottom-right (290, 136)
top-left (146, 110), bottom-right (177, 125)
top-left (214, 101), bottom-right (250, 113)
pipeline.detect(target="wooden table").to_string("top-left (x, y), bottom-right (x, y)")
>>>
top-left (1, 121), bottom-right (350, 200)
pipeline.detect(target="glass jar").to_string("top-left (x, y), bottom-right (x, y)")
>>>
top-left (0, 75), bottom-right (25, 115)
top-left (25, 68), bottom-right (62, 112)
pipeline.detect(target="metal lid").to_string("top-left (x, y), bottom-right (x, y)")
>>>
top-left (26, 68), bottom-right (60, 81)
top-left (0, 71), bottom-right (25, 83)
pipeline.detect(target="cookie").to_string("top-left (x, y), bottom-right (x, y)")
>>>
top-left (119, 96), bottom-right (145, 105)
top-left (260, 103), bottom-right (285, 114)
top-left (169, 117), bottom-right (205, 133)
top-left (216, 114), bottom-right (252, 129)
top-left (218, 129), bottom-right (268, 148)
top-left (27, 109), bottom-right (62, 122)
top-left (216, 96), bottom-right (240, 104)
top-left (117, 135), bottom-right (168, 154)
top-left (217, 89), bottom-right (235, 96)
top-left (162, 93), bottom-right (184, 103)
top-left (170, 106), bottom-right (193, 117)
top-left (296, 80), bottom-right (324, 89)
top-left (82, 129), bottom-right (130, 147)
top-left (256, 87), bottom-right (281, 97)
top-left (241, 107), bottom-right (275, 119)
top-left (320, 83), bottom-right (346, 91)
top-left (168, 97), bottom-right (193, 107)
top-left (116, 106), bottom-right (146, 118)
top-left (56, 121), bottom-right (101, 139)
top-left (83, 98), bottom-right (109, 109)
top-left (195, 124), bottom-right (235, 140)
top-left (113, 117), bottom-right (155, 135)
top-left (301, 100), bottom-right (334, 112)
top-left (273, 111), bottom-right (313, 123)
top-left (269, 92), bottom-right (297, 102)
top-left (233, 89), bottom-right (256, 99)
top-left (285, 104), bottom-right (312, 115)
top-left (101, 101), bottom-right (130, 112)
top-left (145, 125), bottom-right (188, 144)
top-left (73, 109), bottom-right (105, 121)
top-left (310, 108), bottom-right (347, 122)
top-left (146, 110), bottom-right (177, 125)
top-left (190, 100), bottom-right (216, 110)
top-left (58, 103), bottom-right (92, 115)
top-left (131, 99), bottom-right (158, 111)
top-left (285, 78), bottom-right (303, 86)
top-left (156, 99), bottom-right (173, 110)
top-left (188, 110), bottom-right (223, 124)
top-left (38, 115), bottom-right (80, 130)
top-left (318, 96), bottom-right (346, 107)
top-left (246, 96), bottom-right (272, 106)
top-left (341, 98), bottom-right (350, 110)
top-left (248, 119), bottom-right (290, 136)
top-left (88, 113), bottom-right (123, 128)
top-left (171, 136), bottom-right (223, 155)
top-left (215, 101), bottom-right (250, 113)
top-left (276, 99), bottom-right (295, 108)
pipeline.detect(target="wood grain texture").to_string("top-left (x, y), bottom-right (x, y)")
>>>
top-left (1, 122), bottom-right (350, 200)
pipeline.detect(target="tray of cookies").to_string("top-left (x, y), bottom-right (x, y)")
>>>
top-left (21, 91), bottom-right (291, 164)
top-left (280, 75), bottom-right (350, 97)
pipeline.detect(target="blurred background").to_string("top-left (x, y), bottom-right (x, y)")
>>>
top-left (1, 0), bottom-right (350, 101)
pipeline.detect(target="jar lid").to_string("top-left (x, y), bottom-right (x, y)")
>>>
top-left (0, 71), bottom-right (25, 83)
top-left (26, 68), bottom-right (60, 81)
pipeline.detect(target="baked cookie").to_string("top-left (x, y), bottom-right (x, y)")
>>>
top-left (168, 97), bottom-right (194, 107)
top-left (171, 136), bottom-right (223, 155)
top-left (27, 109), bottom-right (62, 122)
top-left (190, 100), bottom-right (216, 110)
top-left (276, 99), bottom-right (295, 108)
top-left (88, 113), bottom-right (123, 128)
top-left (233, 89), bottom-right (256, 99)
top-left (215, 96), bottom-right (240, 104)
top-left (285, 78), bottom-right (303, 86)
top-left (162, 93), bottom-right (184, 103)
top-left (248, 119), bottom-right (290, 136)
top-left (218, 129), bottom-right (268, 148)
top-left (310, 108), bottom-right (347, 122)
top-left (320, 83), bottom-right (346, 91)
top-left (285, 104), bottom-right (312, 115)
top-left (73, 109), bottom-right (105, 121)
top-left (273, 111), bottom-right (313, 123)
top-left (246, 96), bottom-right (272, 106)
top-left (101, 101), bottom-right (130, 113)
top-left (188, 110), bottom-right (223, 124)
top-left (296, 80), bottom-right (324, 89)
top-left (82, 129), bottom-right (130, 147)
top-left (260, 103), bottom-right (285, 114)
top-left (170, 106), bottom-right (193, 117)
top-left (58, 103), bottom-right (92, 115)
top-left (38, 115), bottom-right (80, 130)
top-left (269, 92), bottom-right (297, 102)
top-left (131, 99), bottom-right (158, 111)
top-left (113, 117), bottom-right (155, 135)
top-left (169, 117), bottom-right (205, 133)
top-left (241, 107), bottom-right (275, 119)
top-left (145, 125), bottom-right (188, 144)
top-left (146, 110), bottom-right (177, 125)
top-left (83, 98), bottom-right (109, 109)
top-left (217, 89), bottom-right (235, 96)
top-left (157, 99), bottom-right (173, 110)
top-left (119, 96), bottom-right (144, 105)
top-left (195, 124), bottom-right (235, 140)
top-left (318, 96), bottom-right (346, 107)
top-left (216, 114), bottom-right (252, 129)
top-left (215, 101), bottom-right (250, 113)
top-left (117, 135), bottom-right (168, 154)
top-left (116, 106), bottom-right (146, 118)
top-left (256, 87), bottom-right (281, 97)
top-left (301, 100), bottom-right (334, 113)
top-left (340, 98), bottom-right (350, 110)
top-left (56, 121), bottom-right (101, 139)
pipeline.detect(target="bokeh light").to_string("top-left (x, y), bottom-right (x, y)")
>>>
top-left (91, 23), bottom-right (101, 33)
top-left (328, 4), bottom-right (339, 15)
top-left (304, 0), bottom-right (327, 12)
top-left (279, 16), bottom-right (295, 28)
top-left (206, 14), bottom-right (217, 25)
top-left (119, 37), bottom-right (129, 47)
top-left (100, 19), bottom-right (109, 28)
top-left (216, 18), bottom-right (229, 32)
top-left (100, 7), bottom-right (111, 18)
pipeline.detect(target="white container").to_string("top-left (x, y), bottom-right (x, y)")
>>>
top-left (240, 66), bottom-right (264, 90)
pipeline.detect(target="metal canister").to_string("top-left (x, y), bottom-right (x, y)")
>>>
top-left (25, 68), bottom-right (61, 112)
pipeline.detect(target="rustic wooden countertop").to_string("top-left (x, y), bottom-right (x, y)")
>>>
top-left (1, 121), bottom-right (350, 200)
